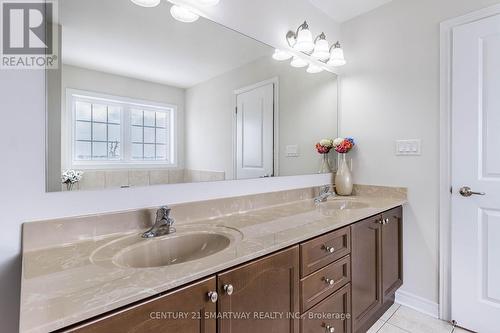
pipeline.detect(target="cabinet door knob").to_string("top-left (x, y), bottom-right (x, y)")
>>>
top-left (325, 325), bottom-right (335, 332)
top-left (207, 291), bottom-right (218, 303)
top-left (224, 284), bottom-right (234, 295)
top-left (324, 278), bottom-right (335, 286)
top-left (323, 245), bottom-right (335, 253)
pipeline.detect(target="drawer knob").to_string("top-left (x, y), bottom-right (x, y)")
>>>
top-left (324, 278), bottom-right (335, 286)
top-left (325, 325), bottom-right (335, 332)
top-left (224, 284), bottom-right (234, 295)
top-left (208, 291), bottom-right (218, 303)
top-left (323, 245), bottom-right (335, 253)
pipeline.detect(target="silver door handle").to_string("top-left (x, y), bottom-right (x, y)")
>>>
top-left (459, 186), bottom-right (486, 197)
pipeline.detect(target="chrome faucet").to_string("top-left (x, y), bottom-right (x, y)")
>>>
top-left (314, 185), bottom-right (335, 204)
top-left (142, 206), bottom-right (176, 238)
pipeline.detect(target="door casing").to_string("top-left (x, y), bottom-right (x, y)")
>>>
top-left (233, 77), bottom-right (280, 179)
top-left (439, 3), bottom-right (500, 322)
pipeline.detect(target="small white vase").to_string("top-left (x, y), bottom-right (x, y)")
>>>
top-left (335, 154), bottom-right (353, 196)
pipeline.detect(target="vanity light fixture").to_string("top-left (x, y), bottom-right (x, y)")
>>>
top-left (170, 4), bottom-right (200, 22)
top-left (272, 49), bottom-right (293, 61)
top-left (290, 56), bottom-right (308, 68)
top-left (282, 21), bottom-right (347, 73)
top-left (130, 0), bottom-right (161, 7)
top-left (311, 33), bottom-right (330, 60)
top-left (130, 0), bottom-right (221, 23)
top-left (287, 21), bottom-right (315, 53)
top-left (327, 42), bottom-right (347, 67)
top-left (306, 63), bottom-right (324, 74)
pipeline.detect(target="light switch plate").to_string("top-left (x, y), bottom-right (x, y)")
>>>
top-left (396, 139), bottom-right (421, 156)
top-left (285, 145), bottom-right (299, 157)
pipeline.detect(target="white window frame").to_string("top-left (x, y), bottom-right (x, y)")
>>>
top-left (66, 89), bottom-right (178, 170)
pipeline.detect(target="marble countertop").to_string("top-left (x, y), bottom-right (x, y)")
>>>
top-left (20, 185), bottom-right (406, 333)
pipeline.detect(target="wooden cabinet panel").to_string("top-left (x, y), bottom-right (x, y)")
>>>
top-left (300, 226), bottom-right (351, 277)
top-left (63, 277), bottom-right (217, 333)
top-left (381, 207), bottom-right (403, 302)
top-left (217, 246), bottom-right (300, 333)
top-left (351, 216), bottom-right (382, 333)
top-left (300, 255), bottom-right (351, 312)
top-left (301, 283), bottom-right (352, 333)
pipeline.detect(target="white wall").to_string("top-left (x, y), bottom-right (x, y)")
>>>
top-left (0, 1), bottom-right (339, 331)
top-left (340, 0), bottom-right (500, 309)
top-left (185, 56), bottom-right (338, 179)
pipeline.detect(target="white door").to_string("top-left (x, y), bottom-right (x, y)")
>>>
top-left (452, 14), bottom-right (500, 333)
top-left (235, 83), bottom-right (274, 180)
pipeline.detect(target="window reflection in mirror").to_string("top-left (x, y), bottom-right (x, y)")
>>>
top-left (46, 0), bottom-right (338, 192)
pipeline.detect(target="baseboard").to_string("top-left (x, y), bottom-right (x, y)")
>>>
top-left (395, 290), bottom-right (439, 318)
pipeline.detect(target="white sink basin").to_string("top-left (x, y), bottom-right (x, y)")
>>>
top-left (91, 225), bottom-right (242, 269)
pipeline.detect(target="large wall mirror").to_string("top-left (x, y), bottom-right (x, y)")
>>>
top-left (46, 0), bottom-right (339, 192)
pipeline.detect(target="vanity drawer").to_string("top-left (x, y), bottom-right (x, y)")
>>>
top-left (301, 283), bottom-right (352, 333)
top-left (300, 255), bottom-right (351, 312)
top-left (300, 226), bottom-right (351, 277)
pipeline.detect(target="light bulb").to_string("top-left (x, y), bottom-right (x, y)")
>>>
top-left (290, 56), bottom-right (308, 68)
top-left (131, 0), bottom-right (161, 7)
top-left (294, 22), bottom-right (314, 53)
top-left (170, 5), bottom-right (200, 23)
top-left (306, 64), bottom-right (324, 74)
top-left (311, 34), bottom-right (330, 60)
top-left (272, 49), bottom-right (293, 61)
top-left (328, 42), bottom-right (346, 67)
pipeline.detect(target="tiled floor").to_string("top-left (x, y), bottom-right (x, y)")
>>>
top-left (367, 303), bottom-right (465, 333)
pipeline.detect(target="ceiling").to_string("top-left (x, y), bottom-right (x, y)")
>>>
top-left (60, 0), bottom-right (273, 88)
top-left (308, 0), bottom-right (394, 22)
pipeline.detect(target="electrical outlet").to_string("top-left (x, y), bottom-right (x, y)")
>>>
top-left (396, 139), bottom-right (421, 156)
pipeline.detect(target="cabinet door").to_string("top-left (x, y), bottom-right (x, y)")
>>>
top-left (64, 277), bottom-right (217, 333)
top-left (381, 206), bottom-right (403, 302)
top-left (301, 283), bottom-right (352, 333)
top-left (217, 246), bottom-right (300, 333)
top-left (351, 216), bottom-right (383, 332)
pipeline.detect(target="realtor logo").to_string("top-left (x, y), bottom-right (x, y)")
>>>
top-left (1, 0), bottom-right (59, 69)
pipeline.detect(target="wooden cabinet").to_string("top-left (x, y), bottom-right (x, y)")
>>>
top-left (217, 246), bottom-right (300, 333)
top-left (63, 277), bottom-right (217, 333)
top-left (351, 215), bottom-right (383, 332)
top-left (58, 206), bottom-right (403, 333)
top-left (301, 284), bottom-right (352, 333)
top-left (351, 207), bottom-right (403, 333)
top-left (300, 226), bottom-right (351, 277)
top-left (300, 255), bottom-right (351, 312)
top-left (381, 207), bottom-right (403, 302)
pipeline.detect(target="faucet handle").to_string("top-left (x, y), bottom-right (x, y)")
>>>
top-left (156, 206), bottom-right (172, 222)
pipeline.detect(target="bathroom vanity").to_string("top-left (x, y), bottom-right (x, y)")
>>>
top-left (20, 185), bottom-right (405, 333)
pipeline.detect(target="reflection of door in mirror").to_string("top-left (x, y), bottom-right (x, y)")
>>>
top-left (235, 82), bottom-right (274, 180)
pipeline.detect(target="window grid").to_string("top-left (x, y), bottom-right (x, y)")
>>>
top-left (74, 103), bottom-right (122, 161)
top-left (131, 110), bottom-right (169, 162)
top-left (70, 91), bottom-right (176, 168)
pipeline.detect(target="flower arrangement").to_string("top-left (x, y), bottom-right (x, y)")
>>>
top-left (333, 137), bottom-right (355, 154)
top-left (62, 169), bottom-right (84, 191)
top-left (315, 138), bottom-right (334, 154)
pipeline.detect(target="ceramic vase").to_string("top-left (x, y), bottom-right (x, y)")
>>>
top-left (335, 154), bottom-right (353, 196)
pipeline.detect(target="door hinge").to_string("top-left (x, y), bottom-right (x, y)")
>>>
top-left (450, 186), bottom-right (453, 194)
top-left (235, 107), bottom-right (238, 114)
